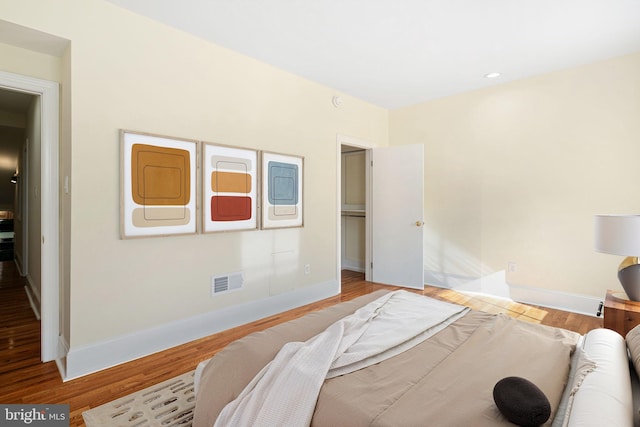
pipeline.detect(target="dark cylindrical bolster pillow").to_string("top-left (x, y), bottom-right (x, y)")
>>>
top-left (493, 376), bottom-right (551, 427)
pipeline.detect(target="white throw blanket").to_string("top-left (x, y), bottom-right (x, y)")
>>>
top-left (213, 290), bottom-right (469, 427)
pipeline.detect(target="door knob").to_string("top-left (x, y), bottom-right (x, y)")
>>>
top-left (415, 221), bottom-right (424, 227)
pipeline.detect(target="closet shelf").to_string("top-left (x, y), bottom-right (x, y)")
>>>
top-left (341, 210), bottom-right (365, 218)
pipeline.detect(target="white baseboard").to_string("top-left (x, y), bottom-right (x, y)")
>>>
top-left (58, 334), bottom-right (70, 358)
top-left (508, 284), bottom-right (602, 318)
top-left (63, 272), bottom-right (601, 380)
top-left (341, 258), bottom-right (365, 273)
top-left (55, 335), bottom-right (70, 379)
top-left (425, 270), bottom-right (602, 318)
top-left (14, 256), bottom-right (24, 276)
top-left (64, 279), bottom-right (340, 381)
top-left (24, 278), bottom-right (41, 320)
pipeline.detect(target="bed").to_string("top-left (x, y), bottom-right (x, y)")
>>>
top-left (193, 290), bottom-right (639, 426)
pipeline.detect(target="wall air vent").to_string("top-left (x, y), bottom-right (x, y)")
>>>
top-left (211, 272), bottom-right (243, 296)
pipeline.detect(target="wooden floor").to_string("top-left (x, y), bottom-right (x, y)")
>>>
top-left (1, 266), bottom-right (602, 426)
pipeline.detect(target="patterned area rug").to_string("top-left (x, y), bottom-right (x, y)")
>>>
top-left (83, 370), bottom-right (196, 427)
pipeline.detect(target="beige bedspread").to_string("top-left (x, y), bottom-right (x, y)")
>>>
top-left (194, 291), bottom-right (579, 426)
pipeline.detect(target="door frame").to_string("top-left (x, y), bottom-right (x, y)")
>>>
top-left (336, 134), bottom-right (375, 283)
top-left (0, 70), bottom-right (60, 362)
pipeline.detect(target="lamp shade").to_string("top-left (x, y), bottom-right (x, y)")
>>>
top-left (594, 215), bottom-right (640, 256)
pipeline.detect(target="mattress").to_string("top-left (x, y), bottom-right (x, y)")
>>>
top-left (193, 290), bottom-right (633, 426)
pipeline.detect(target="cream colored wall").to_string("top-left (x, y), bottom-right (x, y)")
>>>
top-left (1, 0), bottom-right (387, 349)
top-left (0, 42), bottom-right (61, 82)
top-left (14, 130), bottom-right (25, 272)
top-left (0, 125), bottom-right (22, 211)
top-left (25, 96), bottom-right (42, 298)
top-left (390, 52), bottom-right (640, 299)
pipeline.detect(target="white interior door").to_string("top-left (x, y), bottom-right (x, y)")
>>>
top-left (371, 144), bottom-right (424, 289)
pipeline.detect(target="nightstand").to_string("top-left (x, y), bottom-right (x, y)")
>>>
top-left (603, 289), bottom-right (640, 337)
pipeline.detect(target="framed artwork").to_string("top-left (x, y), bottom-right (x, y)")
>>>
top-left (202, 142), bottom-right (258, 233)
top-left (261, 151), bottom-right (304, 229)
top-left (121, 130), bottom-right (198, 238)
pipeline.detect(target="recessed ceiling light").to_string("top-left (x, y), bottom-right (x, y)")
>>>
top-left (484, 72), bottom-right (501, 79)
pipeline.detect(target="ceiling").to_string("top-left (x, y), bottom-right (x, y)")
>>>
top-left (106, 0), bottom-right (640, 109)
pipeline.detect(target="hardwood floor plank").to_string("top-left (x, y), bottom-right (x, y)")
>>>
top-left (0, 266), bottom-right (603, 426)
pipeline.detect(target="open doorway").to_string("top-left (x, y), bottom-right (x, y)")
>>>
top-left (0, 87), bottom-right (37, 363)
top-left (336, 135), bottom-right (374, 284)
top-left (0, 88), bottom-right (34, 271)
top-left (340, 146), bottom-right (366, 274)
top-left (337, 136), bottom-right (426, 291)
top-left (0, 70), bottom-right (60, 364)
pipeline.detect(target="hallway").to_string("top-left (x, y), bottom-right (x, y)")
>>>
top-left (0, 261), bottom-right (59, 401)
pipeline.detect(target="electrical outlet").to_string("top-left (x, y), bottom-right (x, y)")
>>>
top-left (508, 262), bottom-right (517, 273)
top-left (304, 264), bottom-right (311, 275)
